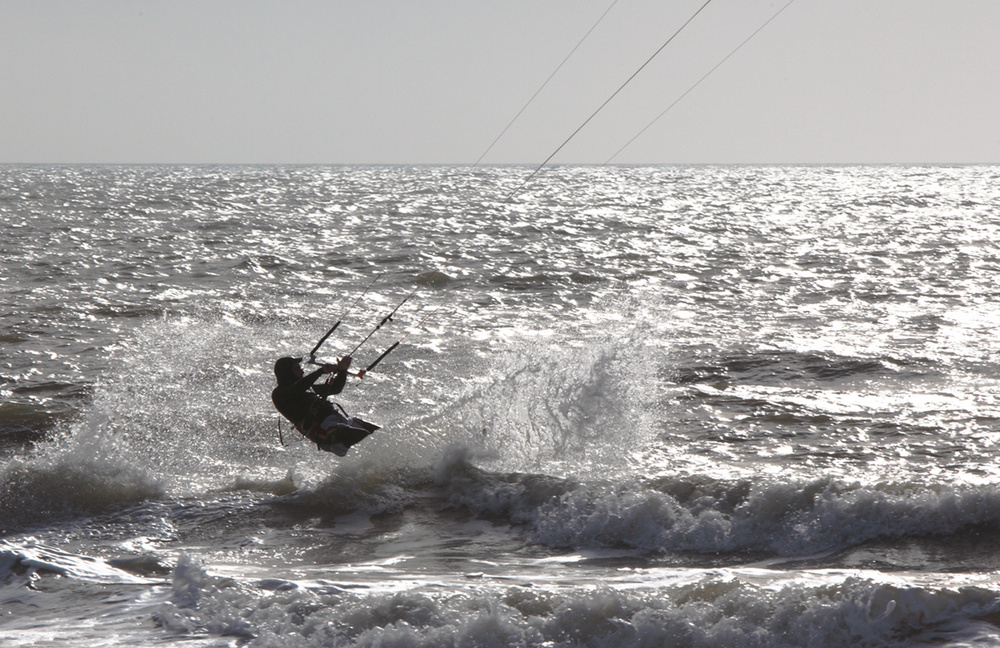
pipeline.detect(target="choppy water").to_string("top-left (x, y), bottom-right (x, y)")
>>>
top-left (2, 164), bottom-right (1000, 646)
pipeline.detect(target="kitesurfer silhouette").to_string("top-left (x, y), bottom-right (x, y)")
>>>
top-left (271, 355), bottom-right (379, 456)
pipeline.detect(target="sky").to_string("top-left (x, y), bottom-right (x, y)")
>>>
top-left (1, 0), bottom-right (998, 165)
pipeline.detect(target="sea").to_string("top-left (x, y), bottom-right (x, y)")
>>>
top-left (2, 164), bottom-right (1000, 647)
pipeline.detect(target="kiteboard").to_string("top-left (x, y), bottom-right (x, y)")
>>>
top-left (316, 418), bottom-right (380, 456)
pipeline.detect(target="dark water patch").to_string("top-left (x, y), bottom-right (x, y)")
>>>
top-left (0, 410), bottom-right (62, 446)
top-left (488, 273), bottom-right (556, 291)
top-left (7, 380), bottom-right (90, 399)
top-left (107, 554), bottom-right (174, 577)
top-left (0, 400), bottom-right (82, 454)
top-left (569, 272), bottom-right (603, 285)
top-left (779, 522), bottom-right (1000, 574)
top-left (231, 254), bottom-right (301, 272)
top-left (672, 349), bottom-right (933, 387)
top-left (91, 304), bottom-right (166, 318)
top-left (416, 269), bottom-right (453, 287)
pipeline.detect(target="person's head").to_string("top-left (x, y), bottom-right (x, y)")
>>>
top-left (273, 356), bottom-right (303, 385)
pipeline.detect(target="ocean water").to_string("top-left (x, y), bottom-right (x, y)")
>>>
top-left (2, 164), bottom-right (1000, 647)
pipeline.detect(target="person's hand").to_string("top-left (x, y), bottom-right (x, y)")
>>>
top-left (337, 356), bottom-right (353, 371)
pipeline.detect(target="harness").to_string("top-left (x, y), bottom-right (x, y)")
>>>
top-left (297, 399), bottom-right (351, 444)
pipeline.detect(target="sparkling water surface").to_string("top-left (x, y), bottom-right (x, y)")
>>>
top-left (3, 164), bottom-right (1000, 647)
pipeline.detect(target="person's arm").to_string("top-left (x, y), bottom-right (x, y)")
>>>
top-left (288, 367), bottom-right (325, 395)
top-left (313, 356), bottom-right (352, 397)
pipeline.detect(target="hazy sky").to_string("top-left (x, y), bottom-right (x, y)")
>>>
top-left (2, 0), bottom-right (997, 164)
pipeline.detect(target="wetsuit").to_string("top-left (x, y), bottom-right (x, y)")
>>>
top-left (271, 357), bottom-right (378, 455)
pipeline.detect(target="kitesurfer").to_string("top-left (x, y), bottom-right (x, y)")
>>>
top-left (271, 355), bottom-right (379, 456)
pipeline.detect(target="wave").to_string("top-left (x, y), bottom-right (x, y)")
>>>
top-left (0, 540), bottom-right (165, 585)
top-left (0, 456), bottom-right (163, 533)
top-left (247, 449), bottom-right (1000, 563)
top-left (6, 439), bottom-right (1000, 564)
top-left (429, 452), bottom-right (1000, 559)
top-left (152, 554), bottom-right (1000, 648)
